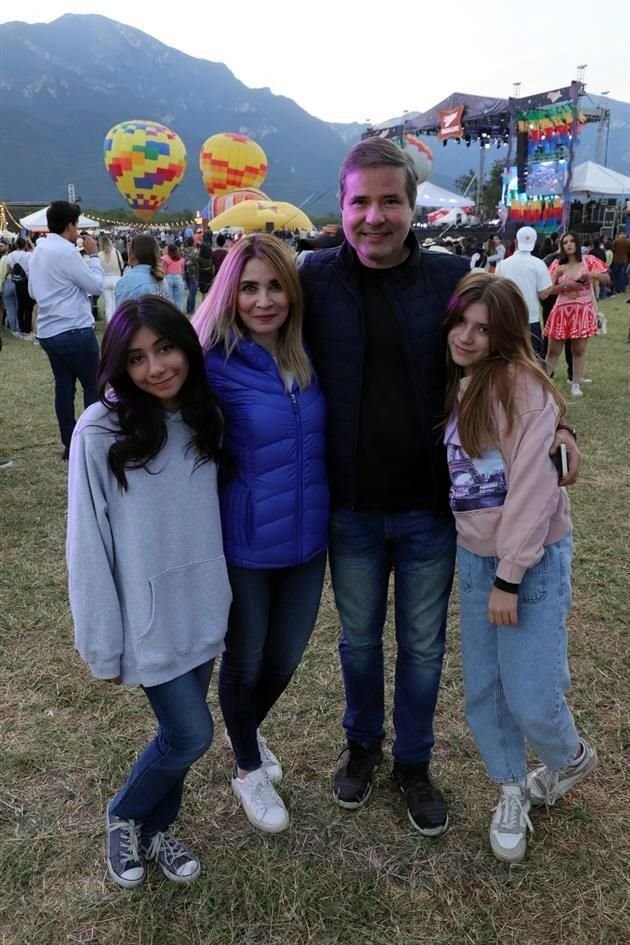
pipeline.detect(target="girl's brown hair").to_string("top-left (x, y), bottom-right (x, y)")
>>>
top-left (444, 271), bottom-right (564, 457)
top-left (192, 234), bottom-right (313, 390)
top-left (130, 234), bottom-right (164, 281)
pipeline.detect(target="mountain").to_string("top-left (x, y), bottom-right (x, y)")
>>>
top-left (0, 14), bottom-right (348, 215)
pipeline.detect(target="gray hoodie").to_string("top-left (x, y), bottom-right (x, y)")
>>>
top-left (67, 401), bottom-right (231, 687)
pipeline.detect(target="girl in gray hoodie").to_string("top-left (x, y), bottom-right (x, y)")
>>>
top-left (67, 297), bottom-right (231, 889)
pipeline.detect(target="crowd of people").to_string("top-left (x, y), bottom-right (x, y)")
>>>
top-left (3, 135), bottom-right (621, 886)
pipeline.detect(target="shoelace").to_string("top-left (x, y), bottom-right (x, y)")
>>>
top-left (252, 775), bottom-right (282, 813)
top-left (543, 772), bottom-right (560, 806)
top-left (495, 793), bottom-right (533, 835)
top-left (144, 831), bottom-right (186, 867)
top-left (109, 817), bottom-right (141, 867)
top-left (345, 746), bottom-right (377, 778)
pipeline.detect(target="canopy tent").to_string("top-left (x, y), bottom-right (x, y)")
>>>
top-left (209, 200), bottom-right (313, 233)
top-left (19, 207), bottom-right (100, 232)
top-left (569, 161), bottom-right (630, 196)
top-left (416, 181), bottom-right (475, 208)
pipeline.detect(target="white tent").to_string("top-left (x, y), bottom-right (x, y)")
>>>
top-left (416, 181), bottom-right (475, 208)
top-left (19, 207), bottom-right (100, 232)
top-left (570, 162), bottom-right (630, 196)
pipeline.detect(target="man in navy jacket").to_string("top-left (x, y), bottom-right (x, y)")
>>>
top-left (300, 137), bottom-right (468, 836)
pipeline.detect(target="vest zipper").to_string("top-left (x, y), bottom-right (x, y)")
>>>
top-left (289, 390), bottom-right (304, 563)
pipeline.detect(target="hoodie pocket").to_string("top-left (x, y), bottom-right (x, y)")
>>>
top-left (138, 558), bottom-right (231, 669)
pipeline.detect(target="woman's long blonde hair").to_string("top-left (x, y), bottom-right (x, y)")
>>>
top-left (192, 234), bottom-right (313, 390)
top-left (99, 233), bottom-right (113, 260)
top-left (444, 271), bottom-right (565, 457)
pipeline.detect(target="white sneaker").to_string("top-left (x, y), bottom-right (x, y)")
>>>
top-left (570, 383), bottom-right (583, 398)
top-left (489, 785), bottom-right (532, 864)
top-left (527, 739), bottom-right (598, 807)
top-left (224, 728), bottom-right (283, 784)
top-left (232, 767), bottom-right (289, 833)
top-left (567, 378), bottom-right (592, 385)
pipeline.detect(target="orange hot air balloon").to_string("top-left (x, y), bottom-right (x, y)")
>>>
top-left (401, 135), bottom-right (432, 184)
top-left (211, 187), bottom-right (269, 217)
top-left (200, 133), bottom-right (268, 197)
top-left (104, 120), bottom-right (187, 221)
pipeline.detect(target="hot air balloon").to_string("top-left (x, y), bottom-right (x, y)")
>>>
top-left (104, 120), bottom-right (187, 221)
top-left (211, 187), bottom-right (269, 218)
top-left (401, 134), bottom-right (433, 184)
top-left (209, 201), bottom-right (313, 234)
top-left (200, 133), bottom-right (267, 198)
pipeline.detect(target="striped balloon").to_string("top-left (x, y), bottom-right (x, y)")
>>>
top-left (200, 133), bottom-right (267, 198)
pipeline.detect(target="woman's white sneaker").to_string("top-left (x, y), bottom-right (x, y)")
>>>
top-left (232, 767), bottom-right (289, 833)
top-left (224, 728), bottom-right (283, 783)
top-left (527, 739), bottom-right (597, 807)
top-left (489, 785), bottom-right (532, 864)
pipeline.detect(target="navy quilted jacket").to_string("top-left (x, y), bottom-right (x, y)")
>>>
top-left (205, 339), bottom-right (329, 569)
top-left (300, 235), bottom-right (469, 512)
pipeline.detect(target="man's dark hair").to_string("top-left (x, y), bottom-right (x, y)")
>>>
top-left (47, 201), bottom-right (81, 235)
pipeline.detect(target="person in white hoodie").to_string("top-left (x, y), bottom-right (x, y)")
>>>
top-left (67, 297), bottom-right (231, 889)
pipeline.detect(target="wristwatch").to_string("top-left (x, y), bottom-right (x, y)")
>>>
top-left (557, 423), bottom-right (577, 441)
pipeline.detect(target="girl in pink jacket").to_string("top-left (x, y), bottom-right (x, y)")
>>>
top-left (443, 272), bottom-right (596, 865)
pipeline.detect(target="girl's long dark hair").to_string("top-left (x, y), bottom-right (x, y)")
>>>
top-left (130, 234), bottom-right (164, 281)
top-left (97, 297), bottom-right (223, 490)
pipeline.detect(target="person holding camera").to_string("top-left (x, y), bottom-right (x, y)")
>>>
top-left (28, 202), bottom-right (103, 460)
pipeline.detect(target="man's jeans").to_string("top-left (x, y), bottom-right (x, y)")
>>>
top-left (458, 535), bottom-right (580, 784)
top-left (186, 277), bottom-right (198, 315)
top-left (329, 508), bottom-right (455, 767)
top-left (610, 262), bottom-right (627, 294)
top-left (38, 328), bottom-right (99, 450)
top-left (111, 661), bottom-right (215, 837)
top-left (2, 279), bottom-right (19, 332)
top-left (219, 552), bottom-right (327, 771)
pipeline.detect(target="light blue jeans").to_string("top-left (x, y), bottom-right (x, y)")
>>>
top-left (457, 534), bottom-right (580, 784)
top-left (165, 274), bottom-right (185, 312)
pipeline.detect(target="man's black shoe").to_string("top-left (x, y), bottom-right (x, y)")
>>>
top-left (392, 762), bottom-right (449, 836)
top-left (332, 741), bottom-right (383, 810)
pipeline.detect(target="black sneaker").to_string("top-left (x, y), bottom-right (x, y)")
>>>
top-left (105, 801), bottom-right (145, 889)
top-left (142, 831), bottom-right (201, 883)
top-left (332, 741), bottom-right (383, 809)
top-left (392, 762), bottom-right (449, 837)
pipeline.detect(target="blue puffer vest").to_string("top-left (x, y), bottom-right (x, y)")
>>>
top-left (300, 234), bottom-right (470, 513)
top-left (205, 339), bottom-right (329, 569)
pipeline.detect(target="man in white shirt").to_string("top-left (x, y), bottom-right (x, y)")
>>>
top-left (496, 226), bottom-right (552, 356)
top-left (28, 202), bottom-right (104, 460)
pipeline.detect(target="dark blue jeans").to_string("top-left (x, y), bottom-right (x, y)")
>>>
top-left (186, 278), bottom-right (198, 315)
top-left (329, 508), bottom-right (455, 767)
top-left (219, 552), bottom-right (327, 771)
top-left (38, 328), bottom-right (99, 450)
top-left (110, 661), bottom-right (214, 837)
top-left (610, 262), bottom-right (627, 294)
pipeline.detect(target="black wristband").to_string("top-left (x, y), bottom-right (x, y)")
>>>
top-left (494, 577), bottom-right (520, 594)
top-left (557, 422), bottom-right (577, 441)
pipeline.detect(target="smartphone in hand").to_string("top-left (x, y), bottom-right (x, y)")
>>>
top-left (553, 443), bottom-right (568, 479)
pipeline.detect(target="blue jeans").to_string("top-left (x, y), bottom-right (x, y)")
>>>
top-left (38, 328), bottom-right (99, 450)
top-left (166, 274), bottom-right (185, 311)
top-left (219, 552), bottom-right (327, 771)
top-left (2, 279), bottom-right (19, 332)
top-left (186, 277), bottom-right (198, 315)
top-left (111, 661), bottom-right (215, 836)
top-left (610, 262), bottom-right (626, 294)
top-left (329, 508), bottom-right (455, 767)
top-left (458, 534), bottom-right (580, 784)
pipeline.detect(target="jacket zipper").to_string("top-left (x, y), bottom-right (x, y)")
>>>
top-left (289, 390), bottom-right (304, 564)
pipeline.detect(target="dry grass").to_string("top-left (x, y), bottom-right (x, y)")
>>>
top-left (0, 296), bottom-right (628, 945)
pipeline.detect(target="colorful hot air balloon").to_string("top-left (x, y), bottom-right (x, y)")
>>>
top-left (211, 187), bottom-right (269, 218)
top-left (104, 120), bottom-right (187, 221)
top-left (200, 133), bottom-right (268, 198)
top-left (401, 135), bottom-right (433, 184)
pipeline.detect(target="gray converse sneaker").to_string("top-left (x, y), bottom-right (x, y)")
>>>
top-left (142, 831), bottom-right (201, 882)
top-left (489, 785), bottom-right (533, 864)
top-left (224, 728), bottom-right (283, 784)
top-left (527, 739), bottom-right (597, 807)
top-left (232, 766), bottom-right (289, 833)
top-left (105, 802), bottom-right (145, 889)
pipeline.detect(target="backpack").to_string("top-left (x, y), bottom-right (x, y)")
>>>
top-left (11, 261), bottom-right (27, 283)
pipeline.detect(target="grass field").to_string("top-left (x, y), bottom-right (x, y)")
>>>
top-left (0, 295), bottom-right (628, 945)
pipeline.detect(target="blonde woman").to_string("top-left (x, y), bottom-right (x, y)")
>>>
top-left (98, 234), bottom-right (124, 322)
top-left (193, 235), bottom-right (329, 835)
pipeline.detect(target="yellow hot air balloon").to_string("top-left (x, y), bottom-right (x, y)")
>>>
top-left (200, 133), bottom-right (267, 197)
top-left (212, 187), bottom-right (269, 218)
top-left (209, 201), bottom-right (312, 234)
top-left (104, 120), bottom-right (187, 221)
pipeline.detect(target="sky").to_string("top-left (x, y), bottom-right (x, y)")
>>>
top-left (3, 2), bottom-right (629, 123)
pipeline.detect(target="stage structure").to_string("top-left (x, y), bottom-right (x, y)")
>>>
top-left (363, 85), bottom-right (606, 232)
